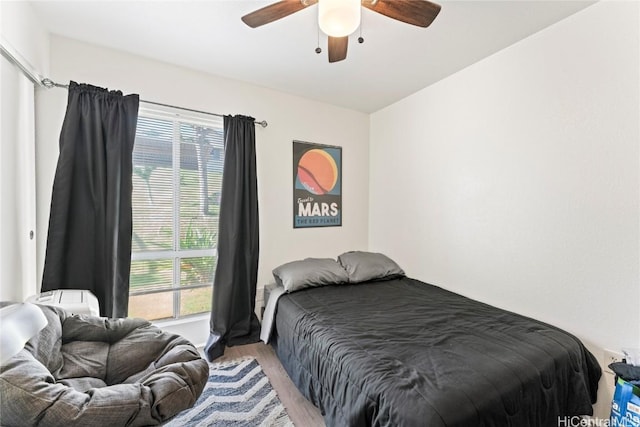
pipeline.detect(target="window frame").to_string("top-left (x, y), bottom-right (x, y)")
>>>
top-left (129, 105), bottom-right (223, 320)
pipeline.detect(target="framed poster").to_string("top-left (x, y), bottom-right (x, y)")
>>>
top-left (293, 140), bottom-right (342, 228)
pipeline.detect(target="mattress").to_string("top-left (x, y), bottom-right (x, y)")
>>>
top-left (270, 277), bottom-right (601, 427)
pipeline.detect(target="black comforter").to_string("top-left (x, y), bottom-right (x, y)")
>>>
top-left (272, 277), bottom-right (601, 427)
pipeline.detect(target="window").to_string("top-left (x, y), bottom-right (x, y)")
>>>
top-left (128, 106), bottom-right (224, 321)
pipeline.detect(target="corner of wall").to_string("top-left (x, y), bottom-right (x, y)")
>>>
top-left (0, 1), bottom-right (50, 79)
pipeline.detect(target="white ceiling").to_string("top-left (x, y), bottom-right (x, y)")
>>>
top-left (30, 0), bottom-right (595, 113)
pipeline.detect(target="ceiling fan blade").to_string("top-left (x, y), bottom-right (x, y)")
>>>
top-left (362, 0), bottom-right (441, 28)
top-left (241, 0), bottom-right (318, 28)
top-left (328, 36), bottom-right (348, 63)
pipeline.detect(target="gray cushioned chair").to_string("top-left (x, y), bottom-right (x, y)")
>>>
top-left (0, 304), bottom-right (209, 426)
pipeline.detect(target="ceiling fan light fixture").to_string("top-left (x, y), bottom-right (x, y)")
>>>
top-left (318, 0), bottom-right (361, 37)
top-left (241, 0), bottom-right (441, 63)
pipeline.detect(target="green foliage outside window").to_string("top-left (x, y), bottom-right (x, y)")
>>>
top-left (128, 112), bottom-right (223, 321)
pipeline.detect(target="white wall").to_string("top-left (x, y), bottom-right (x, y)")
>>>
top-left (0, 1), bottom-right (49, 301)
top-left (0, 1), bottom-right (50, 77)
top-left (36, 36), bottom-right (370, 345)
top-left (369, 1), bottom-right (639, 418)
top-left (0, 56), bottom-right (37, 301)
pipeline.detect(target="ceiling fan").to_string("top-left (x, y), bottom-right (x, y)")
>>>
top-left (241, 0), bottom-right (441, 63)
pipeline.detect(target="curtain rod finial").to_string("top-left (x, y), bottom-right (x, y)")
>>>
top-left (41, 78), bottom-right (69, 89)
top-left (42, 78), bottom-right (55, 88)
top-left (256, 120), bottom-right (268, 128)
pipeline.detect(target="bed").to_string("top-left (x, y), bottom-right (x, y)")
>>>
top-left (262, 252), bottom-right (601, 427)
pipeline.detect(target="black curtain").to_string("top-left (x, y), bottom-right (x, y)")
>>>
top-left (41, 81), bottom-right (139, 318)
top-left (204, 115), bottom-right (260, 361)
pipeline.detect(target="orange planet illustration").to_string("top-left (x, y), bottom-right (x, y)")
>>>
top-left (297, 149), bottom-right (338, 195)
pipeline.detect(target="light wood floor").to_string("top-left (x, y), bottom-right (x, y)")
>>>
top-left (215, 342), bottom-right (325, 427)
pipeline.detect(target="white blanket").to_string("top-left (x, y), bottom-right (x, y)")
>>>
top-left (259, 285), bottom-right (287, 343)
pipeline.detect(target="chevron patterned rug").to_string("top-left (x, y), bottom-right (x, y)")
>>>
top-left (164, 357), bottom-right (294, 427)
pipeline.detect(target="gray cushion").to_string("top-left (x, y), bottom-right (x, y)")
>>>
top-left (0, 304), bottom-right (209, 426)
top-left (58, 376), bottom-right (107, 392)
top-left (59, 340), bottom-right (109, 380)
top-left (23, 304), bottom-right (67, 376)
top-left (337, 251), bottom-right (405, 283)
top-left (273, 257), bottom-right (349, 292)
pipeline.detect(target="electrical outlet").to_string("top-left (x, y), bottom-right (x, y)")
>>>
top-left (604, 349), bottom-right (625, 374)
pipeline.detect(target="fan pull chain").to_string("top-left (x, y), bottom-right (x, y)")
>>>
top-left (358, 14), bottom-right (364, 44)
top-left (315, 23), bottom-right (322, 54)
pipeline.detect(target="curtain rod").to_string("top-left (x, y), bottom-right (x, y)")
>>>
top-left (1, 41), bottom-right (42, 86)
top-left (41, 78), bottom-right (268, 128)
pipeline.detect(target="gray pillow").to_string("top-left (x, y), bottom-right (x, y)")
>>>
top-left (272, 258), bottom-right (349, 293)
top-left (337, 251), bottom-right (405, 283)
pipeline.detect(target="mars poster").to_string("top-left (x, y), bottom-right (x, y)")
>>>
top-left (293, 141), bottom-right (342, 228)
